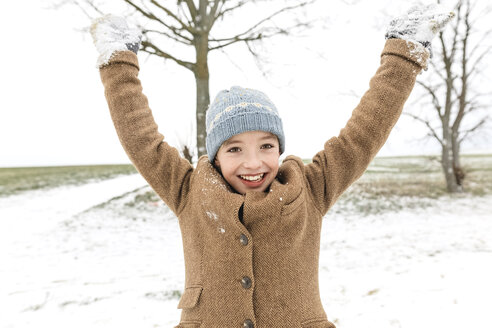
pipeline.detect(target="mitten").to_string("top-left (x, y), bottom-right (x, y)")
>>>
top-left (385, 4), bottom-right (455, 53)
top-left (90, 14), bottom-right (142, 67)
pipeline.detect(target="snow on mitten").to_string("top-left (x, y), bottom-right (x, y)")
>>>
top-left (385, 4), bottom-right (455, 54)
top-left (90, 14), bottom-right (142, 67)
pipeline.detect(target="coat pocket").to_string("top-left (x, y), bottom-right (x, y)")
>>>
top-left (174, 321), bottom-right (201, 328)
top-left (301, 317), bottom-right (336, 328)
top-left (177, 286), bottom-right (203, 309)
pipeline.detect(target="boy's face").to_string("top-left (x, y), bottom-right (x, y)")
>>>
top-left (214, 131), bottom-right (280, 194)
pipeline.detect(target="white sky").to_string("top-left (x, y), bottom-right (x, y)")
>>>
top-left (0, 0), bottom-right (490, 167)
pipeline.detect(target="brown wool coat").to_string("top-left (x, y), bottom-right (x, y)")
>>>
top-left (99, 39), bottom-right (428, 328)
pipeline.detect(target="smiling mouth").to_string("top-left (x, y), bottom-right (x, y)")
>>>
top-left (239, 173), bottom-right (265, 182)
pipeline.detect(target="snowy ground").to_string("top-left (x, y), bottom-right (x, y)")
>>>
top-left (1, 175), bottom-right (491, 328)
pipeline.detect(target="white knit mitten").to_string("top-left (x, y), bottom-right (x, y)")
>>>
top-left (386, 4), bottom-right (455, 53)
top-left (90, 14), bottom-right (142, 67)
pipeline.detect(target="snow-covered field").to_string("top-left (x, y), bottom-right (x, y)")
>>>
top-left (1, 174), bottom-right (491, 328)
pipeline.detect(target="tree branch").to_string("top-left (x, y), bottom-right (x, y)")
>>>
top-left (214, 0), bottom-right (315, 42)
top-left (208, 0), bottom-right (222, 23)
top-left (214, 1), bottom-right (249, 22)
top-left (449, 2), bottom-right (462, 61)
top-left (467, 45), bottom-right (492, 79)
top-left (458, 118), bottom-right (488, 143)
top-left (142, 29), bottom-right (193, 45)
top-left (209, 34), bottom-right (263, 51)
top-left (468, 29), bottom-right (492, 59)
top-left (416, 81), bottom-right (443, 119)
top-left (404, 112), bottom-right (444, 146)
top-left (140, 40), bottom-right (195, 71)
top-left (123, 0), bottom-right (192, 39)
top-left (176, 2), bottom-right (194, 28)
top-left (183, 0), bottom-right (198, 21)
top-left (55, 0), bottom-right (102, 19)
top-left (150, 0), bottom-right (196, 35)
top-left (428, 59), bottom-right (447, 81)
top-left (465, 103), bottom-right (488, 114)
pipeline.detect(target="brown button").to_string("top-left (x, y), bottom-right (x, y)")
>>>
top-left (241, 276), bottom-right (252, 289)
top-left (243, 319), bottom-right (254, 328)
top-left (239, 234), bottom-right (249, 246)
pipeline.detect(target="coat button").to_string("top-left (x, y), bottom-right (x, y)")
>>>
top-left (241, 276), bottom-right (252, 289)
top-left (239, 234), bottom-right (249, 246)
top-left (243, 319), bottom-right (254, 328)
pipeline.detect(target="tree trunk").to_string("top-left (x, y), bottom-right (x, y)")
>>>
top-left (441, 145), bottom-right (458, 193)
top-left (452, 137), bottom-right (465, 190)
top-left (441, 128), bottom-right (461, 193)
top-left (194, 33), bottom-right (210, 159)
top-left (195, 74), bottom-right (210, 158)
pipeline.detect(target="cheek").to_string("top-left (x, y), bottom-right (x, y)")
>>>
top-left (267, 156), bottom-right (280, 174)
top-left (221, 166), bottom-right (235, 179)
top-left (215, 158), bottom-right (237, 178)
top-left (271, 164), bottom-right (279, 177)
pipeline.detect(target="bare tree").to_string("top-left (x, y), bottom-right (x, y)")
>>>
top-left (58, 0), bottom-right (324, 161)
top-left (408, 0), bottom-right (492, 193)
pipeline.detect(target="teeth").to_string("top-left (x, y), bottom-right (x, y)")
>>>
top-left (240, 173), bottom-right (264, 181)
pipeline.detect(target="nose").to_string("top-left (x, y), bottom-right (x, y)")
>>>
top-left (243, 150), bottom-right (262, 170)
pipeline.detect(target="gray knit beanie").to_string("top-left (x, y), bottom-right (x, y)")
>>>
top-left (206, 86), bottom-right (285, 162)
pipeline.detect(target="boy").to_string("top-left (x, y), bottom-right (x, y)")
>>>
top-left (91, 5), bottom-right (453, 328)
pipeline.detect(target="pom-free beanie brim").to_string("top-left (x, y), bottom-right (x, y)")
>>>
top-left (206, 109), bottom-right (285, 161)
top-left (205, 86), bottom-right (285, 162)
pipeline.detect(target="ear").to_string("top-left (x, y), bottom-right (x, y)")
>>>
top-left (214, 157), bottom-right (220, 168)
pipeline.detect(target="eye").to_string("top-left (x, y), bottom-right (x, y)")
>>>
top-left (261, 143), bottom-right (275, 150)
top-left (227, 146), bottom-right (241, 153)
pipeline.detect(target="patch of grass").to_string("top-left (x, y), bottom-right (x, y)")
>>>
top-left (124, 190), bottom-right (162, 208)
top-left (351, 154), bottom-right (492, 198)
top-left (145, 289), bottom-right (182, 301)
top-left (2, 154), bottom-right (491, 215)
top-left (0, 164), bottom-right (137, 197)
top-left (322, 154), bottom-right (492, 215)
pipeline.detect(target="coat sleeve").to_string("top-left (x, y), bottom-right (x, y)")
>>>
top-left (304, 39), bottom-right (429, 215)
top-left (99, 51), bottom-right (193, 215)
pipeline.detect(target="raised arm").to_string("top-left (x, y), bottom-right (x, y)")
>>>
top-left (91, 15), bottom-right (193, 215)
top-left (304, 5), bottom-right (455, 215)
